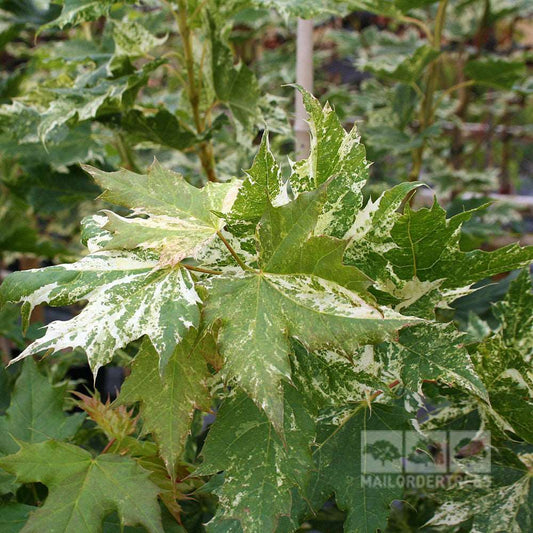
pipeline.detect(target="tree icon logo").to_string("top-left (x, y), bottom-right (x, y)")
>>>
top-left (361, 431), bottom-right (403, 473)
top-left (365, 440), bottom-right (402, 467)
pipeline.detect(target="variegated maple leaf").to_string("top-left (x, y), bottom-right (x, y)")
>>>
top-left (82, 160), bottom-right (240, 266)
top-left (204, 181), bottom-right (420, 428)
top-left (0, 251), bottom-right (201, 373)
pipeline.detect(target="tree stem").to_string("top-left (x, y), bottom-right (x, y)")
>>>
top-left (115, 134), bottom-right (140, 172)
top-left (173, 0), bottom-right (217, 182)
top-left (400, 16), bottom-right (433, 41)
top-left (408, 0), bottom-right (449, 182)
top-left (101, 438), bottom-right (116, 454)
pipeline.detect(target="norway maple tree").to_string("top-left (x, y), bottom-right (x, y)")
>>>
top-left (0, 89), bottom-right (532, 531)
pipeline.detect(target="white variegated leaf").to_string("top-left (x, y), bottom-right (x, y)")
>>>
top-left (1, 251), bottom-right (201, 373)
top-left (204, 270), bottom-right (419, 429)
top-left (83, 161), bottom-right (240, 266)
top-left (289, 89), bottom-right (370, 238)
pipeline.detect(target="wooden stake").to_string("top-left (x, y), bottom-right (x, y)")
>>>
top-left (295, 18), bottom-right (314, 160)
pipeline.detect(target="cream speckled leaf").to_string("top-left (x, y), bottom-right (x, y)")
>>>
top-left (230, 133), bottom-right (288, 221)
top-left (346, 196), bottom-right (533, 317)
top-left (205, 270), bottom-right (416, 428)
top-left (204, 184), bottom-right (418, 427)
top-left (474, 271), bottom-right (533, 442)
top-left (377, 323), bottom-right (488, 400)
top-left (1, 250), bottom-right (157, 331)
top-left (226, 133), bottom-right (289, 255)
top-left (290, 89), bottom-right (369, 238)
top-left (117, 336), bottom-right (211, 475)
top-left (80, 214), bottom-right (113, 252)
top-left (83, 161), bottom-right (240, 265)
top-left (1, 251), bottom-right (201, 374)
top-left (290, 339), bottom-right (387, 409)
top-left (45, 1), bottom-right (129, 29)
top-left (427, 449), bottom-right (533, 533)
top-left (7, 59), bottom-right (161, 143)
top-left (196, 387), bottom-right (314, 533)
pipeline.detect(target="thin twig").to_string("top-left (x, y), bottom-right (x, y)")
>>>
top-left (433, 79), bottom-right (475, 112)
top-left (400, 16), bottom-right (433, 41)
top-left (101, 438), bottom-right (116, 454)
top-left (181, 263), bottom-right (223, 275)
top-left (216, 231), bottom-right (249, 271)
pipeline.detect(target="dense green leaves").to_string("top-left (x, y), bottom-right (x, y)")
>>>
top-left (1, 75), bottom-right (532, 532)
top-left (0, 0), bottom-right (532, 530)
top-left (118, 336), bottom-right (211, 475)
top-left (0, 359), bottom-right (84, 456)
top-left (0, 441), bottom-right (163, 533)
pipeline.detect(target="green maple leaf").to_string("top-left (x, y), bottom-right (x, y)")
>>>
top-left (120, 108), bottom-right (200, 151)
top-left (346, 197), bottom-right (533, 316)
top-left (196, 386), bottom-right (314, 533)
top-left (117, 335), bottom-right (211, 475)
top-left (1, 251), bottom-right (201, 373)
top-left (0, 359), bottom-right (84, 456)
top-left (0, 441), bottom-right (163, 533)
top-left (0, 358), bottom-right (84, 496)
top-left (226, 132), bottom-right (289, 254)
top-left (305, 402), bottom-right (410, 533)
top-left (83, 161), bottom-right (239, 266)
top-left (205, 183), bottom-right (418, 427)
top-left (0, 503), bottom-right (33, 533)
top-left (377, 323), bottom-right (488, 400)
top-left (385, 202), bottom-right (532, 288)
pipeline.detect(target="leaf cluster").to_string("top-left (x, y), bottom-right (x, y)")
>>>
top-left (0, 88), bottom-right (532, 532)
